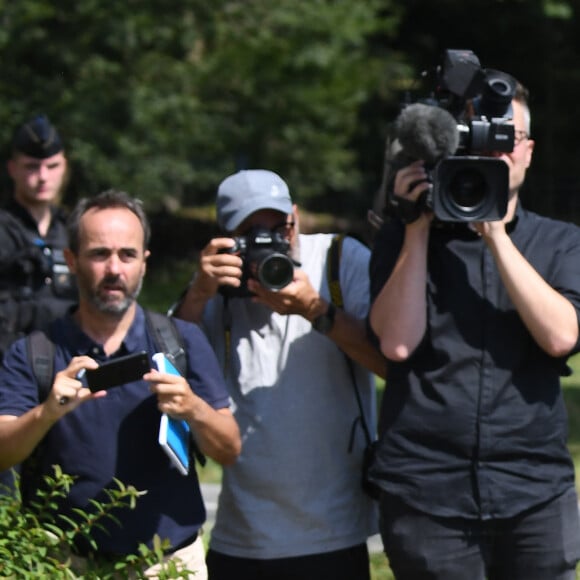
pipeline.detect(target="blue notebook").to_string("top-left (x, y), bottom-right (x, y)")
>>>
top-left (153, 353), bottom-right (191, 476)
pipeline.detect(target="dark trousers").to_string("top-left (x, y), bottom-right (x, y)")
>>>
top-left (378, 487), bottom-right (580, 580)
top-left (206, 543), bottom-right (370, 580)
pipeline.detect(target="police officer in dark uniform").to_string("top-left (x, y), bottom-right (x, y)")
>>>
top-left (0, 115), bottom-right (77, 360)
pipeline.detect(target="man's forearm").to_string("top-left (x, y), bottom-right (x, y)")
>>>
top-left (0, 407), bottom-right (57, 470)
top-left (171, 278), bottom-right (213, 324)
top-left (186, 406), bottom-right (241, 466)
top-left (370, 222), bottom-right (430, 361)
top-left (486, 232), bottom-right (579, 357)
top-left (322, 307), bottom-right (387, 378)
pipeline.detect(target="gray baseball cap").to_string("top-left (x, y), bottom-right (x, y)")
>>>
top-left (216, 169), bottom-right (293, 232)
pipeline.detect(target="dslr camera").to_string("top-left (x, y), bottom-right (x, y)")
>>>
top-left (387, 49), bottom-right (517, 223)
top-left (219, 226), bottom-right (294, 298)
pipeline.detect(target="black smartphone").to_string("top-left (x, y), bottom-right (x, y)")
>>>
top-left (85, 351), bottom-right (150, 392)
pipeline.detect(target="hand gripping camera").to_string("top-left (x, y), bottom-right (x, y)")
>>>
top-left (219, 226), bottom-right (295, 298)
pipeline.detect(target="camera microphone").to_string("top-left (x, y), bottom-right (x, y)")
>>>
top-left (395, 103), bottom-right (460, 165)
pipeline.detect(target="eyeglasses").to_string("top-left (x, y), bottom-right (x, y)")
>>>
top-left (272, 220), bottom-right (296, 237)
top-left (514, 130), bottom-right (529, 146)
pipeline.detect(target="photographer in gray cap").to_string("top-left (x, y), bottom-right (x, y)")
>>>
top-left (0, 114), bottom-right (77, 360)
top-left (173, 169), bottom-right (386, 580)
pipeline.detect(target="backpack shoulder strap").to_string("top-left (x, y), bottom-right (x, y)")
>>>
top-left (326, 235), bottom-right (375, 449)
top-left (145, 310), bottom-right (187, 376)
top-left (145, 310), bottom-right (207, 467)
top-left (327, 233), bottom-right (345, 308)
top-left (26, 330), bottom-right (55, 402)
top-left (20, 330), bottom-right (55, 504)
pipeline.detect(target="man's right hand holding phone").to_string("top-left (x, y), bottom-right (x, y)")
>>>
top-left (46, 356), bottom-right (102, 417)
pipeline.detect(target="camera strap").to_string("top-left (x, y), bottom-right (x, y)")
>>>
top-left (327, 235), bottom-right (375, 452)
top-left (388, 192), bottom-right (426, 224)
top-left (327, 234), bottom-right (344, 308)
top-left (222, 295), bottom-right (232, 378)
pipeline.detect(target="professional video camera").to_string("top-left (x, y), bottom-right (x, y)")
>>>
top-left (219, 226), bottom-right (295, 298)
top-left (386, 49), bottom-right (517, 223)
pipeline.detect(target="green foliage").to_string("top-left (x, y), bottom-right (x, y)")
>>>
top-left (0, 466), bottom-right (194, 578)
top-left (0, 0), bottom-right (400, 212)
top-left (190, 0), bottom-right (396, 202)
top-left (2, 1), bottom-right (580, 222)
top-left (141, 259), bottom-right (194, 314)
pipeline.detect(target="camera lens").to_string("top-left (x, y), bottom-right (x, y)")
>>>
top-left (257, 254), bottom-right (294, 291)
top-left (448, 168), bottom-right (487, 211)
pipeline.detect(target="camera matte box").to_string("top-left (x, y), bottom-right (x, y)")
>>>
top-left (432, 156), bottom-right (509, 222)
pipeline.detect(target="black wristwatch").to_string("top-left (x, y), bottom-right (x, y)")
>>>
top-left (312, 303), bottom-right (336, 335)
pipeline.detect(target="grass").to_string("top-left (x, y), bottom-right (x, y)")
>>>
top-left (563, 355), bottom-right (580, 486)
top-left (141, 262), bottom-right (580, 579)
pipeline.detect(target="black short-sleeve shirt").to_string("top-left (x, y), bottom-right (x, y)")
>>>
top-left (369, 204), bottom-right (580, 519)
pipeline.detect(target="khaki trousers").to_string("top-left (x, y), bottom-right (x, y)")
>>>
top-left (69, 534), bottom-right (207, 579)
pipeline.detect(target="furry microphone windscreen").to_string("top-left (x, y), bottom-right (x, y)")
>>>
top-left (395, 103), bottom-right (460, 165)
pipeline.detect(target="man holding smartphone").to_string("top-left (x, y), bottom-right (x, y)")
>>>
top-left (0, 189), bottom-right (241, 577)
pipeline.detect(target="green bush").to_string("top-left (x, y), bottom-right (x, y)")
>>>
top-left (0, 466), bottom-right (194, 578)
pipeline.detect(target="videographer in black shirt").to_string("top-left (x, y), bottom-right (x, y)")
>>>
top-left (369, 75), bottom-right (580, 578)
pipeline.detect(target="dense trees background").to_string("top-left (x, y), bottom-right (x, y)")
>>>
top-left (1, 0), bottom-right (579, 241)
top-left (387, 0), bottom-right (580, 220)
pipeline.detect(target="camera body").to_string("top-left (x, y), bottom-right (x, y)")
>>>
top-left (388, 49), bottom-right (517, 223)
top-left (219, 226), bottom-right (294, 298)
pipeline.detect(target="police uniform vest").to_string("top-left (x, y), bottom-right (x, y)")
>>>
top-left (0, 201), bottom-right (77, 358)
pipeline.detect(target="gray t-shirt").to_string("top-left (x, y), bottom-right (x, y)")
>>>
top-left (202, 233), bottom-right (378, 559)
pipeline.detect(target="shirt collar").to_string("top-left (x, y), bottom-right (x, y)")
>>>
top-left (57, 304), bottom-right (148, 359)
top-left (507, 200), bottom-right (523, 232)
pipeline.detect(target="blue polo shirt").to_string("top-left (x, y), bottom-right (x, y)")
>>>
top-left (369, 204), bottom-right (580, 520)
top-left (0, 306), bottom-right (230, 555)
